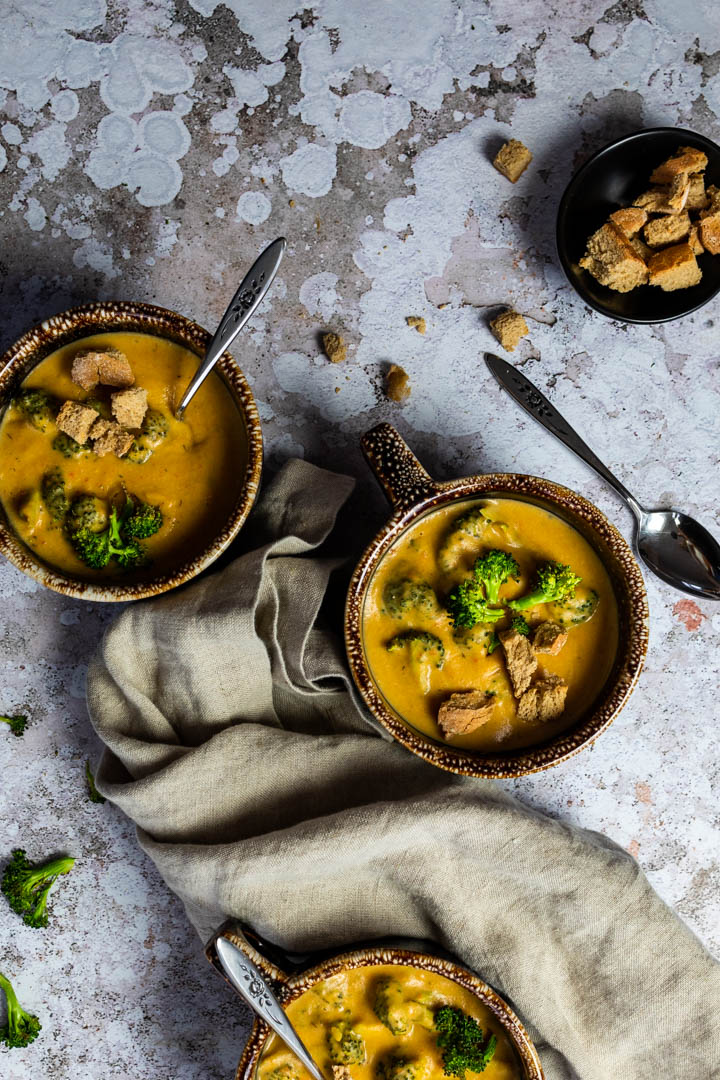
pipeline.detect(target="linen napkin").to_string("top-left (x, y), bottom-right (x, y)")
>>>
top-left (87, 459), bottom-right (720, 1080)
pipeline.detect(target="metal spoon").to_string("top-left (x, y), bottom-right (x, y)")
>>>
top-left (215, 937), bottom-right (326, 1080)
top-left (485, 353), bottom-right (720, 600)
top-left (175, 236), bottom-right (286, 419)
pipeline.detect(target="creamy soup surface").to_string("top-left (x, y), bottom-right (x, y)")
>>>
top-left (363, 498), bottom-right (619, 751)
top-left (257, 964), bottom-right (521, 1080)
top-left (0, 332), bottom-right (247, 581)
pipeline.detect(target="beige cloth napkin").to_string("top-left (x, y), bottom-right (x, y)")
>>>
top-left (87, 460), bottom-right (720, 1080)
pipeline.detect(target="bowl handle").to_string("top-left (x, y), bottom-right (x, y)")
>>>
top-left (361, 423), bottom-right (440, 511)
top-left (205, 920), bottom-right (291, 987)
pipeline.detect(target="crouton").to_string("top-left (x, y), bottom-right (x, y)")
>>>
top-left (332, 1068), bottom-right (352, 1080)
top-left (437, 690), bottom-right (495, 738)
top-left (517, 675), bottom-right (568, 723)
top-left (632, 187), bottom-right (673, 214)
top-left (493, 138), bottom-right (532, 183)
top-left (386, 364), bottom-right (411, 402)
top-left (499, 626), bottom-right (537, 698)
top-left (688, 224), bottom-right (704, 256)
top-left (89, 417), bottom-right (134, 458)
top-left (489, 310), bottom-right (529, 352)
top-left (649, 145), bottom-right (708, 184)
top-left (629, 236), bottom-right (652, 262)
top-left (647, 243), bottom-right (702, 291)
top-left (609, 207), bottom-right (647, 237)
top-left (406, 316), bottom-right (426, 335)
top-left (532, 621), bottom-right (568, 655)
top-left (322, 332), bottom-right (347, 364)
top-left (111, 387), bottom-right (148, 429)
top-left (98, 348), bottom-right (134, 387)
top-left (666, 175), bottom-right (691, 212)
top-left (70, 350), bottom-right (101, 391)
top-left (643, 211), bottom-right (691, 249)
top-left (698, 210), bottom-right (720, 255)
top-left (56, 400), bottom-right (100, 445)
top-left (579, 222), bottom-right (649, 292)
top-left (685, 174), bottom-right (708, 212)
top-left (701, 184), bottom-right (720, 215)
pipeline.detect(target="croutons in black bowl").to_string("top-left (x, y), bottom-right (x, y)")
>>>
top-left (556, 127), bottom-right (720, 323)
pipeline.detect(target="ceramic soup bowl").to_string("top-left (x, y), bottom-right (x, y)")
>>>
top-left (345, 424), bottom-right (648, 779)
top-left (206, 925), bottom-right (545, 1080)
top-left (0, 301), bottom-right (263, 601)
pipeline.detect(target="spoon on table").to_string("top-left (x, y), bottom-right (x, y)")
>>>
top-left (485, 353), bottom-right (720, 600)
top-left (175, 236), bottom-right (286, 420)
top-left (215, 937), bottom-right (326, 1080)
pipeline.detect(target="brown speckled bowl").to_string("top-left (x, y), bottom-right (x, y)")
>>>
top-left (206, 926), bottom-right (544, 1080)
top-left (0, 301), bottom-right (263, 602)
top-left (345, 424), bottom-right (649, 779)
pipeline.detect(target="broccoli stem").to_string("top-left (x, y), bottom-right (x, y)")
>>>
top-left (0, 972), bottom-right (41, 1049)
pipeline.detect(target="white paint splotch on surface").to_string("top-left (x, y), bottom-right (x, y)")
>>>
top-left (299, 271), bottom-right (340, 320)
top-left (236, 190), bottom-right (272, 224)
top-left (280, 142), bottom-right (337, 197)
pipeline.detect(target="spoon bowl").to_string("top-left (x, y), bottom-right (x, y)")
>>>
top-left (638, 509), bottom-right (720, 600)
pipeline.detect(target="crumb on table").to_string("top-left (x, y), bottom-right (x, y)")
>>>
top-left (322, 332), bottom-right (347, 364)
top-left (406, 315), bottom-right (426, 334)
top-left (385, 364), bottom-right (411, 401)
top-left (493, 138), bottom-right (532, 182)
top-left (489, 309), bottom-right (529, 352)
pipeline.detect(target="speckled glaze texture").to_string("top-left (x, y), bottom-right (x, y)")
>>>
top-left (208, 930), bottom-right (544, 1080)
top-left (346, 424), bottom-right (649, 778)
top-left (0, 301), bottom-right (263, 601)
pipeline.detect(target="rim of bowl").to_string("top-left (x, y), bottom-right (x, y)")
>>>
top-left (234, 944), bottom-right (545, 1080)
top-left (556, 125), bottom-right (720, 324)
top-left (345, 473), bottom-right (649, 779)
top-left (0, 300), bottom-right (263, 601)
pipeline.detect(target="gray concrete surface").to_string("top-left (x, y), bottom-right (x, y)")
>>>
top-left (0, 1), bottom-right (718, 1077)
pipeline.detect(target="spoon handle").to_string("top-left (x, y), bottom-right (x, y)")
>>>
top-left (176, 237), bottom-right (286, 418)
top-left (215, 938), bottom-right (326, 1080)
top-left (485, 353), bottom-right (642, 517)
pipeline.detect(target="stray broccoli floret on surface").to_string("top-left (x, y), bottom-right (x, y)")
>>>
top-left (121, 498), bottom-right (163, 540)
top-left (0, 973), bottom-right (41, 1049)
top-left (69, 506), bottom-right (148, 571)
top-left (41, 469), bottom-right (69, 522)
top-left (508, 561), bottom-right (581, 612)
top-left (446, 580), bottom-right (504, 630)
top-left (13, 389), bottom-right (57, 432)
top-left (327, 1020), bottom-right (366, 1065)
top-left (472, 549), bottom-right (520, 605)
top-left (52, 432), bottom-right (92, 459)
top-left (382, 578), bottom-right (437, 619)
top-left (85, 760), bottom-right (106, 804)
top-left (376, 1055), bottom-right (427, 1080)
top-left (0, 714), bottom-right (28, 737)
top-left (1, 849), bottom-right (75, 929)
top-left (434, 1006), bottom-right (497, 1077)
top-left (547, 587), bottom-right (599, 627)
top-left (374, 976), bottom-right (412, 1035)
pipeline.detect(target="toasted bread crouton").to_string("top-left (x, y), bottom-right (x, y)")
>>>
top-left (98, 348), bottom-right (134, 387)
top-left (56, 400), bottom-right (99, 444)
top-left (406, 315), bottom-right (427, 334)
top-left (579, 222), bottom-right (649, 292)
top-left (609, 207), bottom-right (647, 237)
top-left (489, 310), bottom-right (529, 352)
top-left (322, 332), bottom-right (347, 364)
top-left (685, 174), bottom-right (708, 212)
top-left (517, 675), bottom-right (568, 723)
top-left (649, 145), bottom-right (708, 184)
top-left (701, 184), bottom-right (720, 215)
top-left (648, 243), bottom-right (702, 291)
top-left (499, 626), bottom-right (537, 698)
top-left (111, 387), bottom-right (148, 429)
top-left (629, 235), bottom-right (652, 262)
top-left (666, 175), bottom-right (691, 212)
top-left (89, 417), bottom-right (134, 458)
top-left (386, 364), bottom-right (411, 401)
top-left (332, 1068), bottom-right (352, 1080)
top-left (437, 690), bottom-right (495, 738)
top-left (70, 350), bottom-right (101, 391)
top-left (493, 138), bottom-right (532, 182)
top-left (532, 621), bottom-right (568, 655)
top-left (632, 187), bottom-right (673, 214)
top-left (688, 224), bottom-right (704, 255)
top-left (698, 205), bottom-right (720, 254)
top-left (643, 210), bottom-right (691, 249)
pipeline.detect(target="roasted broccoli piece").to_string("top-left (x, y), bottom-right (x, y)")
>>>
top-left (67, 494), bottom-right (108, 534)
top-left (0, 973), bottom-right (41, 1049)
top-left (41, 469), bottom-right (69, 522)
top-left (69, 507), bottom-right (147, 571)
top-left (547, 587), bottom-right (600, 627)
top-left (382, 578), bottom-right (437, 619)
top-left (327, 1020), bottom-right (366, 1065)
top-left (374, 976), bottom-right (412, 1035)
top-left (1, 849), bottom-right (75, 929)
top-left (472, 549), bottom-right (520, 605)
top-left (0, 713), bottom-right (28, 737)
top-left (127, 409), bottom-right (169, 464)
top-left (434, 1006), bottom-right (496, 1077)
top-left (508, 561), bottom-right (581, 612)
top-left (121, 498), bottom-right (163, 540)
top-left (85, 760), bottom-right (106, 804)
top-left (376, 1055), bottom-right (427, 1080)
top-left (446, 579), bottom-right (504, 630)
top-left (13, 389), bottom-right (57, 432)
top-left (438, 507), bottom-right (516, 573)
top-left (51, 432), bottom-right (92, 459)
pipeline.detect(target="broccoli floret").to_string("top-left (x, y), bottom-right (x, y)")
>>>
top-left (13, 389), bottom-right (57, 432)
top-left (508, 561), bottom-right (582, 612)
top-left (446, 580), bottom-right (504, 630)
top-left (85, 760), bottom-right (106, 804)
top-left (127, 409), bottom-right (169, 464)
top-left (434, 1006), bottom-right (497, 1077)
top-left (376, 1056), bottom-right (427, 1080)
top-left (1, 849), bottom-right (75, 929)
top-left (69, 507), bottom-right (148, 571)
top-left (386, 631), bottom-right (445, 694)
top-left (547, 587), bottom-right (600, 627)
top-left (86, 397), bottom-right (111, 418)
top-left (0, 973), bottom-right (41, 1049)
top-left (121, 498), bottom-right (163, 540)
top-left (374, 976), bottom-right (412, 1035)
top-left (52, 432), bottom-right (92, 459)
top-left (266, 1065), bottom-right (300, 1080)
top-left (67, 494), bottom-right (108, 534)
top-left (382, 578), bottom-right (437, 618)
top-left (487, 615), bottom-right (528, 656)
top-left (472, 549), bottom-right (520, 605)
top-left (41, 469), bottom-right (69, 522)
top-left (327, 1020), bottom-right (366, 1065)
top-left (0, 714), bottom-right (27, 737)
top-left (438, 508), bottom-right (517, 574)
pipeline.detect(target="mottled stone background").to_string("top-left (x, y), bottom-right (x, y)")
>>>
top-left (1, 1), bottom-right (719, 1077)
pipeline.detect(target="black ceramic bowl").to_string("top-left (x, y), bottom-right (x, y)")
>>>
top-left (557, 127), bottom-right (720, 323)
